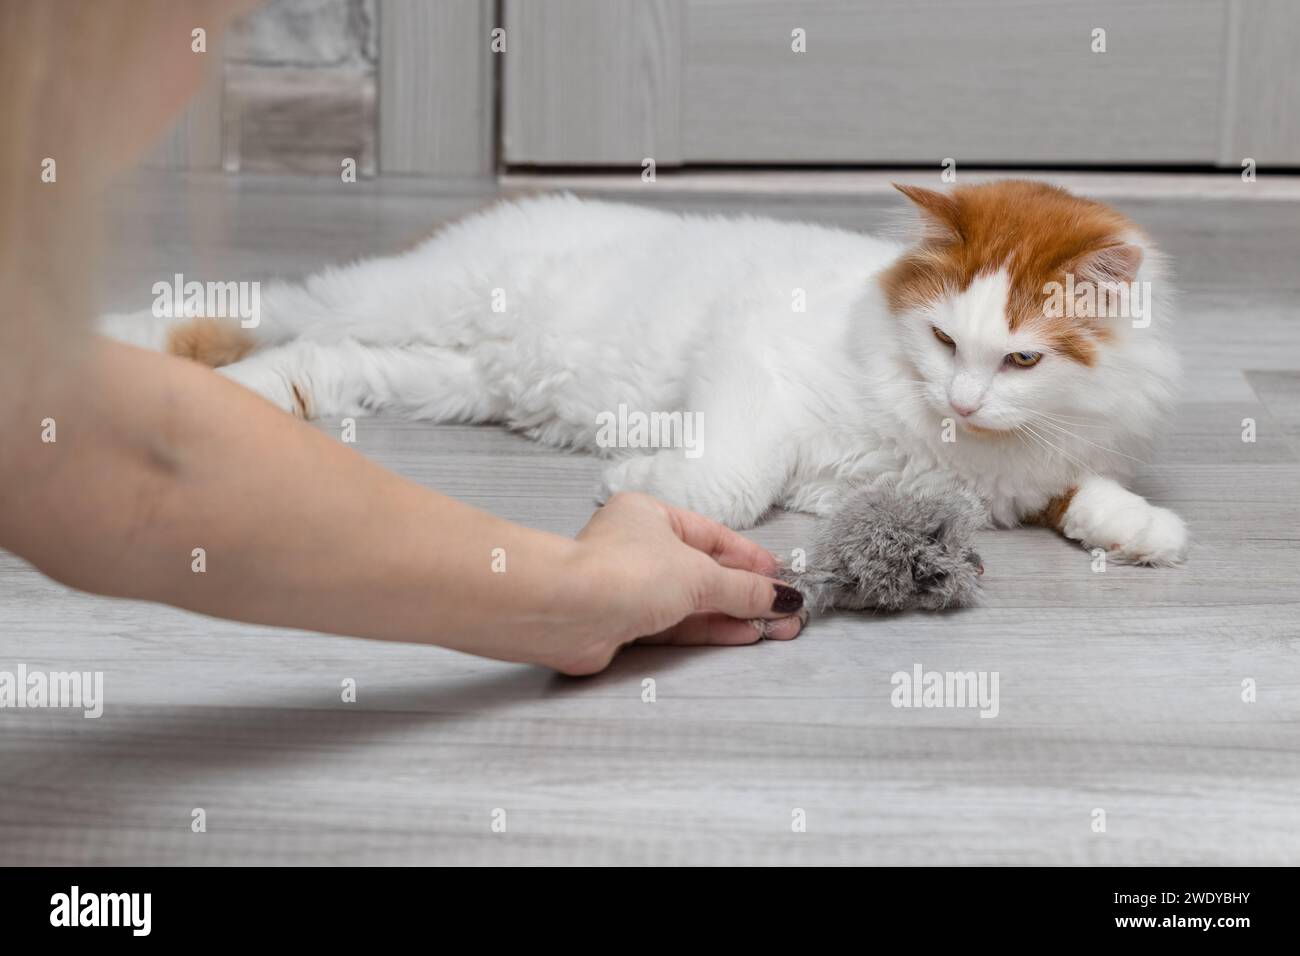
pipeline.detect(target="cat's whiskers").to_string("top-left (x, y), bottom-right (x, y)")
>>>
top-left (865, 378), bottom-right (934, 389)
top-left (1019, 421), bottom-right (1101, 477)
top-left (1028, 414), bottom-right (1152, 468)
top-left (1014, 423), bottom-right (1054, 462)
top-left (1010, 425), bottom-right (1037, 457)
top-left (1029, 409), bottom-right (1107, 429)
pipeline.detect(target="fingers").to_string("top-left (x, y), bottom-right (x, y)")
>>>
top-left (759, 614), bottom-right (804, 641)
top-left (639, 612), bottom-right (804, 646)
top-left (663, 502), bottom-right (780, 576)
top-left (699, 565), bottom-right (804, 620)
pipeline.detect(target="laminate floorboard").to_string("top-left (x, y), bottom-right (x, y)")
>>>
top-left (1, 174), bottom-right (1297, 865)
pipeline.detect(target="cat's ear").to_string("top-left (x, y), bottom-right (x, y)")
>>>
top-left (1071, 242), bottom-right (1144, 287)
top-left (893, 183), bottom-right (962, 243)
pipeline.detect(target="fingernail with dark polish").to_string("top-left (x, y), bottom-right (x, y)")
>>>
top-left (772, 584), bottom-right (804, 614)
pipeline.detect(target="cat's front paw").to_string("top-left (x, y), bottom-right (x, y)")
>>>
top-left (218, 361), bottom-right (312, 419)
top-left (1068, 499), bottom-right (1187, 567)
top-left (599, 455), bottom-right (769, 529)
top-left (1108, 504), bottom-right (1188, 566)
top-left (598, 455), bottom-right (653, 503)
top-left (1058, 478), bottom-right (1188, 568)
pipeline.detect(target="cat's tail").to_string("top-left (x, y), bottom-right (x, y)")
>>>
top-left (98, 278), bottom-right (315, 367)
top-left (98, 309), bottom-right (268, 368)
top-left (98, 271), bottom-right (400, 368)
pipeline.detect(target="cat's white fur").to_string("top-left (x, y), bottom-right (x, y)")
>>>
top-left (101, 192), bottom-right (1187, 563)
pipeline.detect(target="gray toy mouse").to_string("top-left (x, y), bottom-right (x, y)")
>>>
top-left (783, 483), bottom-right (985, 612)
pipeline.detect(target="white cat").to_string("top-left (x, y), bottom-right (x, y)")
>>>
top-left (101, 181), bottom-right (1187, 564)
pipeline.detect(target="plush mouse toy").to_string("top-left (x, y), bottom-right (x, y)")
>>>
top-left (783, 483), bottom-right (986, 613)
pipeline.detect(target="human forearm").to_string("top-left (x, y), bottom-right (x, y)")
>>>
top-left (0, 338), bottom-right (597, 660)
top-left (0, 0), bottom-right (803, 675)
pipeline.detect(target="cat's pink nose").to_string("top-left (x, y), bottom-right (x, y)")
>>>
top-left (950, 401), bottom-right (980, 418)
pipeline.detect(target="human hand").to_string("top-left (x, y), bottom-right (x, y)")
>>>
top-left (551, 492), bottom-right (805, 675)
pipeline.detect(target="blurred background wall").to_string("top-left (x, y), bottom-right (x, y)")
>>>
top-left (146, 0), bottom-right (491, 179)
top-left (223, 0), bottom-right (377, 175)
top-left (146, 0), bottom-right (1300, 180)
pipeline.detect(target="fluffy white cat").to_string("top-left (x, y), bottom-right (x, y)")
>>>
top-left (101, 181), bottom-right (1187, 564)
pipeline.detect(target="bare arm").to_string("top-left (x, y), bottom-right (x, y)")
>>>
top-left (0, 338), bottom-right (802, 674)
top-left (0, 0), bottom-right (802, 674)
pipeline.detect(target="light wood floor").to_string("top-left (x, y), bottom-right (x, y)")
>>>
top-left (2, 173), bottom-right (1298, 865)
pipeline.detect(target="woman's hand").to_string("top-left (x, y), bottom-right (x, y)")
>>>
top-left (551, 492), bottom-right (805, 675)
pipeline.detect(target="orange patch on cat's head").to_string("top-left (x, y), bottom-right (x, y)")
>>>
top-left (880, 180), bottom-right (1146, 366)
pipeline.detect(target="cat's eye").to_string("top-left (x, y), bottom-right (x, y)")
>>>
top-left (1007, 351), bottom-right (1042, 368)
top-left (933, 327), bottom-right (955, 346)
